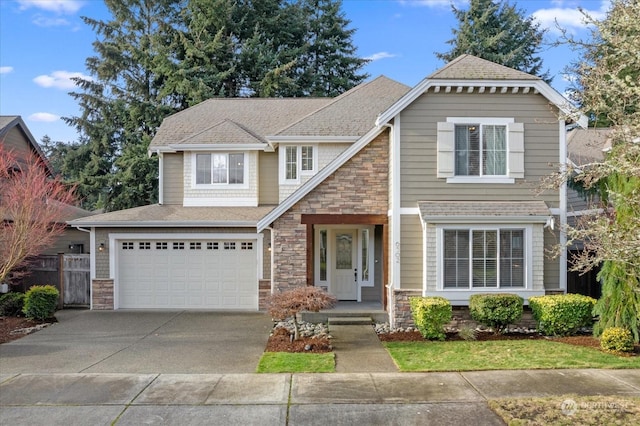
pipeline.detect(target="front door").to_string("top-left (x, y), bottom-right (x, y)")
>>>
top-left (333, 229), bottom-right (357, 300)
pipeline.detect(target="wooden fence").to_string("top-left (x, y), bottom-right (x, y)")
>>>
top-left (20, 254), bottom-right (90, 308)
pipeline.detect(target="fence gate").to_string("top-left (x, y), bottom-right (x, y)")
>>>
top-left (62, 254), bottom-right (90, 306)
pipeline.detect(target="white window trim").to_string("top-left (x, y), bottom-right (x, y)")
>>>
top-left (435, 224), bottom-right (533, 291)
top-left (279, 144), bottom-right (317, 184)
top-left (446, 117), bottom-right (514, 183)
top-left (191, 152), bottom-right (249, 189)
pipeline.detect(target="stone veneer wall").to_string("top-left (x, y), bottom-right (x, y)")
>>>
top-left (92, 279), bottom-right (114, 309)
top-left (270, 131), bottom-right (389, 295)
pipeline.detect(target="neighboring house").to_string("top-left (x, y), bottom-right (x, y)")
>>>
top-left (69, 55), bottom-right (587, 327)
top-left (0, 115), bottom-right (93, 256)
top-left (564, 127), bottom-right (612, 299)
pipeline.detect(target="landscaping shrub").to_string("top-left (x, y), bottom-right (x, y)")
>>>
top-left (529, 294), bottom-right (596, 336)
top-left (410, 296), bottom-right (452, 341)
top-left (469, 293), bottom-right (523, 334)
top-left (22, 285), bottom-right (59, 320)
top-left (457, 323), bottom-right (477, 341)
top-left (0, 292), bottom-right (25, 316)
top-left (600, 327), bottom-right (634, 353)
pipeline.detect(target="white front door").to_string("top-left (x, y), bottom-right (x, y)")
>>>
top-left (333, 229), bottom-right (357, 300)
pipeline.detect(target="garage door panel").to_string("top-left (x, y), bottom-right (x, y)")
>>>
top-left (118, 238), bottom-right (257, 309)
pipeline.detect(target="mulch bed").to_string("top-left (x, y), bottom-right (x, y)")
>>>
top-left (0, 316), bottom-right (56, 344)
top-left (264, 327), bottom-right (333, 353)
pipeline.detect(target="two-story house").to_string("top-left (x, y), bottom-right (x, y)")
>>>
top-left (70, 55), bottom-right (586, 327)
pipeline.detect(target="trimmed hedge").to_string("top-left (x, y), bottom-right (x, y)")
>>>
top-left (600, 327), bottom-right (634, 353)
top-left (529, 294), bottom-right (596, 336)
top-left (0, 292), bottom-right (25, 316)
top-left (469, 293), bottom-right (523, 333)
top-left (22, 285), bottom-right (59, 320)
top-left (410, 296), bottom-right (452, 341)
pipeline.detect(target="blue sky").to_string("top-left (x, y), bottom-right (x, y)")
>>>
top-left (0, 0), bottom-right (609, 144)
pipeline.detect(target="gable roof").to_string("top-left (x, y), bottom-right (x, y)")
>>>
top-left (0, 115), bottom-right (54, 175)
top-left (175, 119), bottom-right (265, 146)
top-left (567, 127), bottom-right (612, 166)
top-left (376, 54), bottom-right (588, 128)
top-left (150, 98), bottom-right (331, 151)
top-left (273, 76), bottom-right (410, 138)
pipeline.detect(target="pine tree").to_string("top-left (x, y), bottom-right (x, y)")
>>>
top-left (437, 0), bottom-right (550, 81)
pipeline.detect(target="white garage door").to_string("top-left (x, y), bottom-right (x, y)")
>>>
top-left (117, 239), bottom-right (258, 309)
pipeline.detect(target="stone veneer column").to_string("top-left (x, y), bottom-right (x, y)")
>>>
top-left (92, 279), bottom-right (114, 310)
top-left (392, 289), bottom-right (421, 329)
top-left (271, 132), bottom-right (390, 296)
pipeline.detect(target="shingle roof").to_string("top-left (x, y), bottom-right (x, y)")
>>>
top-left (176, 119), bottom-right (264, 145)
top-left (276, 76), bottom-right (410, 137)
top-left (428, 54), bottom-right (540, 81)
top-left (69, 204), bottom-right (276, 227)
top-left (418, 201), bottom-right (551, 222)
top-left (567, 127), bottom-right (612, 165)
top-left (150, 98), bottom-right (330, 148)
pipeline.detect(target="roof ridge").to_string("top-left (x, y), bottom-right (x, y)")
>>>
top-left (178, 118), bottom-right (264, 145)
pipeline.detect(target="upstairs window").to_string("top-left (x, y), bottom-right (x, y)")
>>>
top-left (282, 145), bottom-right (316, 183)
top-left (196, 153), bottom-right (245, 185)
top-left (455, 124), bottom-right (507, 176)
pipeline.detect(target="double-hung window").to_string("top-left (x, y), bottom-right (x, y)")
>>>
top-left (196, 153), bottom-right (244, 185)
top-left (282, 145), bottom-right (315, 182)
top-left (455, 124), bottom-right (507, 176)
top-left (443, 228), bottom-right (525, 289)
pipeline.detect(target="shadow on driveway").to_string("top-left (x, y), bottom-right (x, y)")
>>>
top-left (0, 310), bottom-right (273, 374)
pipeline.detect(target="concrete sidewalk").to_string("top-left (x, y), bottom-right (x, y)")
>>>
top-left (1, 369), bottom-right (639, 425)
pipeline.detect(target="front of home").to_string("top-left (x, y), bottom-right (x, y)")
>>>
top-left (70, 55), bottom-right (586, 327)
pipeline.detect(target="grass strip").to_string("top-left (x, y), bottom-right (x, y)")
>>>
top-left (383, 340), bottom-right (640, 372)
top-left (256, 352), bottom-right (335, 373)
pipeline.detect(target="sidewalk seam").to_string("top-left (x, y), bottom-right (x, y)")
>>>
top-left (111, 373), bottom-right (160, 425)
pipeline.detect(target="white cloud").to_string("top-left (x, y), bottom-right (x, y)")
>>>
top-left (364, 52), bottom-right (398, 62)
top-left (0, 66), bottom-right (14, 74)
top-left (33, 70), bottom-right (91, 90)
top-left (29, 112), bottom-right (60, 123)
top-left (533, 1), bottom-right (608, 34)
top-left (18, 0), bottom-right (84, 14)
top-left (32, 15), bottom-right (70, 27)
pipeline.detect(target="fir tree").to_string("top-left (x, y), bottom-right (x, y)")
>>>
top-left (437, 0), bottom-right (550, 81)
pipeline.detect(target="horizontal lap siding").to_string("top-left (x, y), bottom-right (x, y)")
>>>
top-left (399, 92), bottom-right (561, 207)
top-left (400, 215), bottom-right (422, 290)
top-left (162, 153), bottom-right (183, 205)
top-left (259, 151), bottom-right (278, 205)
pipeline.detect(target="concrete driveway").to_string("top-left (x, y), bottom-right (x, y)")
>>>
top-left (0, 310), bottom-right (273, 374)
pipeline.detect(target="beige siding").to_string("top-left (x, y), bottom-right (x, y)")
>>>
top-left (93, 227), bottom-right (263, 279)
top-left (42, 229), bottom-right (91, 255)
top-left (400, 214), bottom-right (422, 290)
top-left (544, 228), bottom-right (561, 289)
top-left (258, 151), bottom-right (278, 205)
top-left (399, 92), bottom-right (561, 207)
top-left (162, 153), bottom-right (183, 205)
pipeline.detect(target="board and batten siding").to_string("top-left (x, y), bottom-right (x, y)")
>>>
top-left (258, 151), bottom-right (279, 205)
top-left (398, 92), bottom-right (561, 207)
top-left (162, 152), bottom-right (184, 205)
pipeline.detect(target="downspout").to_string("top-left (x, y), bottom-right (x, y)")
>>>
top-left (157, 150), bottom-right (164, 205)
top-left (559, 122), bottom-right (568, 292)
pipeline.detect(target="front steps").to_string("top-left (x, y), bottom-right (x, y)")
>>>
top-left (300, 309), bottom-right (388, 324)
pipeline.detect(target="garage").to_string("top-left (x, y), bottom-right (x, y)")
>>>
top-left (116, 238), bottom-right (258, 309)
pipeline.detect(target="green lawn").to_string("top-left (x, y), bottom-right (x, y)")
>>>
top-left (384, 340), bottom-right (640, 372)
top-left (256, 352), bottom-right (335, 373)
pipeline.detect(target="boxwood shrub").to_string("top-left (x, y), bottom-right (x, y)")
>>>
top-left (600, 327), bottom-right (634, 353)
top-left (409, 296), bottom-right (452, 341)
top-left (0, 292), bottom-right (25, 316)
top-left (469, 293), bottom-right (523, 334)
top-left (529, 294), bottom-right (596, 336)
top-left (22, 285), bottom-right (59, 320)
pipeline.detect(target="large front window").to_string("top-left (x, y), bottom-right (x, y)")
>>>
top-left (443, 228), bottom-right (524, 289)
top-left (455, 124), bottom-right (507, 176)
top-left (196, 153), bottom-right (244, 185)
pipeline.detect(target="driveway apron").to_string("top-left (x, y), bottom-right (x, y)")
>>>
top-left (0, 310), bottom-right (273, 374)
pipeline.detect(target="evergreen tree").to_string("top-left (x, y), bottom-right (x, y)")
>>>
top-left (437, 0), bottom-right (550, 81)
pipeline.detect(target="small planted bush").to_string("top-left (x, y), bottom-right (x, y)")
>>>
top-left (529, 294), bottom-right (596, 336)
top-left (410, 296), bottom-right (452, 341)
top-left (0, 292), bottom-right (26, 316)
top-left (600, 327), bottom-right (634, 353)
top-left (22, 285), bottom-right (59, 320)
top-left (469, 293), bottom-right (523, 334)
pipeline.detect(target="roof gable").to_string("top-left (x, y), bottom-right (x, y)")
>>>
top-left (428, 54), bottom-right (540, 81)
top-left (177, 119), bottom-right (265, 146)
top-left (0, 115), bottom-right (54, 175)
